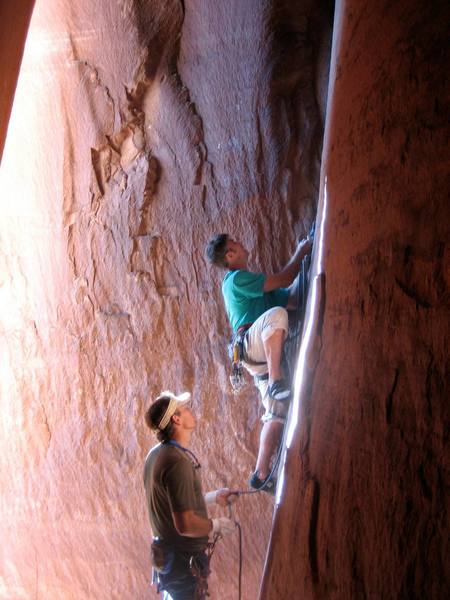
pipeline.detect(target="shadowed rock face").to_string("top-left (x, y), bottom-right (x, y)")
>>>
top-left (0, 0), bottom-right (35, 162)
top-left (0, 1), bottom-right (331, 598)
top-left (261, 0), bottom-right (450, 598)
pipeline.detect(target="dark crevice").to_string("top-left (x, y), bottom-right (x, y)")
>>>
top-left (385, 367), bottom-right (399, 424)
top-left (417, 464), bottom-right (432, 501)
top-left (395, 276), bottom-right (431, 309)
top-left (425, 352), bottom-right (434, 419)
top-left (350, 547), bottom-right (367, 600)
top-left (308, 478), bottom-right (320, 583)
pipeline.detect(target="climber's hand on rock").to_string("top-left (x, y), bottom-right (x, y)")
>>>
top-left (297, 236), bottom-right (313, 255)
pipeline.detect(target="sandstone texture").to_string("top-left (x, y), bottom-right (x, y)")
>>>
top-left (261, 0), bottom-right (450, 598)
top-left (0, 1), bottom-right (331, 598)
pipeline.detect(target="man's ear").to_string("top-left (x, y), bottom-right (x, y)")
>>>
top-left (171, 413), bottom-right (181, 426)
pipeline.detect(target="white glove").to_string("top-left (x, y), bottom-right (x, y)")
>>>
top-left (205, 488), bottom-right (238, 506)
top-left (204, 490), bottom-right (218, 505)
top-left (211, 517), bottom-right (235, 537)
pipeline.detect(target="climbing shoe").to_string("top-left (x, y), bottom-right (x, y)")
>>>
top-left (268, 379), bottom-right (291, 401)
top-left (249, 471), bottom-right (276, 495)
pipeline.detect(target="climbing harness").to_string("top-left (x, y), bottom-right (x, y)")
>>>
top-left (228, 323), bottom-right (264, 394)
top-left (228, 326), bottom-right (247, 394)
top-left (152, 544), bottom-right (213, 599)
top-left (152, 531), bottom-right (220, 599)
top-left (189, 535), bottom-right (221, 599)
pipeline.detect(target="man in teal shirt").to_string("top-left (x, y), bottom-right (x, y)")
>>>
top-left (222, 269), bottom-right (290, 332)
top-left (206, 234), bottom-right (312, 491)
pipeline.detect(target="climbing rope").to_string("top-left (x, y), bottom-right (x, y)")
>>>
top-left (225, 502), bottom-right (243, 600)
top-left (236, 520), bottom-right (243, 600)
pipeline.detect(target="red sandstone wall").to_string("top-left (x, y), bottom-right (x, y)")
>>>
top-left (261, 0), bottom-right (450, 598)
top-left (0, 1), bottom-right (330, 598)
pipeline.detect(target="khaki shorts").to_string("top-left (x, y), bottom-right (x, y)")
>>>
top-left (243, 307), bottom-right (290, 423)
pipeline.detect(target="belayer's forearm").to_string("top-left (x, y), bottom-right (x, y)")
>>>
top-left (172, 510), bottom-right (212, 537)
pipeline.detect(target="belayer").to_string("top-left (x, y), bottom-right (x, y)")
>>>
top-left (144, 391), bottom-right (238, 599)
top-left (205, 234), bottom-right (312, 492)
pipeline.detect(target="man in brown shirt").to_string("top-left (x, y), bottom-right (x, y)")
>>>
top-left (144, 391), bottom-right (237, 599)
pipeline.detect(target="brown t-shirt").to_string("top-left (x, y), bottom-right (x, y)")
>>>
top-left (143, 442), bottom-right (209, 553)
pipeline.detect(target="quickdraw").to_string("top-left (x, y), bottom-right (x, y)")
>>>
top-left (189, 535), bottom-right (220, 599)
top-left (228, 325), bottom-right (249, 394)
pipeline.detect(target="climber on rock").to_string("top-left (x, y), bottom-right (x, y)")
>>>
top-left (205, 234), bottom-right (313, 492)
top-left (144, 390), bottom-right (238, 600)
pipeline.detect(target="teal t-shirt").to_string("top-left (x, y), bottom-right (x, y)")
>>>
top-left (222, 270), bottom-right (289, 332)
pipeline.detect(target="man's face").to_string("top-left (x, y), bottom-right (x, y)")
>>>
top-left (225, 239), bottom-right (248, 265)
top-left (176, 405), bottom-right (196, 431)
